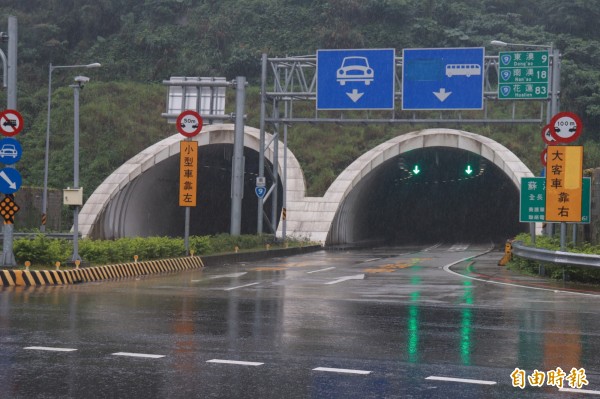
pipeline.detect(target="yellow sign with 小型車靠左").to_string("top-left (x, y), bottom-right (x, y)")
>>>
top-left (179, 141), bottom-right (198, 207)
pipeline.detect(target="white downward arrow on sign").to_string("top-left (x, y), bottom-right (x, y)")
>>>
top-left (0, 170), bottom-right (16, 189)
top-left (433, 88), bottom-right (452, 102)
top-left (346, 89), bottom-right (364, 103)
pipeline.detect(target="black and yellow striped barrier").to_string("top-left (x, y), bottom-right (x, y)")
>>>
top-left (0, 256), bottom-right (204, 287)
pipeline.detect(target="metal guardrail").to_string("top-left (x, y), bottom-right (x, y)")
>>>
top-left (512, 241), bottom-right (600, 268)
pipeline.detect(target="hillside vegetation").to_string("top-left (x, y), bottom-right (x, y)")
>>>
top-left (0, 0), bottom-right (599, 205)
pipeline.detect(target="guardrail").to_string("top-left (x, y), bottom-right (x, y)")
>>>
top-left (512, 241), bottom-right (600, 268)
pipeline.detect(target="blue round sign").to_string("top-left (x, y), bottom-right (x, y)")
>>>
top-left (0, 167), bottom-right (22, 194)
top-left (0, 138), bottom-right (22, 165)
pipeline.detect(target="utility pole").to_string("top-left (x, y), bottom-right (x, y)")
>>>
top-left (2, 15), bottom-right (17, 267)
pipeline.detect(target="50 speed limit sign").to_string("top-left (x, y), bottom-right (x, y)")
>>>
top-left (176, 110), bottom-right (203, 138)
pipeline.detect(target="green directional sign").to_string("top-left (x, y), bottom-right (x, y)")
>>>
top-left (520, 177), bottom-right (590, 223)
top-left (499, 51), bottom-right (549, 100)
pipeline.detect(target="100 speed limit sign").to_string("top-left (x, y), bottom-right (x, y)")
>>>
top-left (176, 110), bottom-right (203, 137)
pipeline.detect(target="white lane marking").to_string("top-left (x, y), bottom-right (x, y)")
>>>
top-left (206, 359), bottom-right (263, 366)
top-left (307, 267), bottom-right (336, 274)
top-left (426, 376), bottom-right (496, 385)
top-left (112, 352), bottom-right (165, 359)
top-left (442, 246), bottom-right (600, 298)
top-left (24, 346), bottom-right (77, 352)
top-left (448, 244), bottom-right (469, 252)
top-left (192, 272), bottom-right (248, 282)
top-left (209, 272), bottom-right (247, 279)
top-left (224, 282), bottom-right (259, 291)
top-left (560, 388), bottom-right (600, 395)
top-left (423, 243), bottom-right (442, 252)
top-left (362, 258), bottom-right (381, 263)
top-left (324, 274), bottom-right (365, 285)
top-left (313, 367), bottom-right (371, 375)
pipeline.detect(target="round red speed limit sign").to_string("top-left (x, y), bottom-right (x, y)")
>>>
top-left (549, 111), bottom-right (582, 143)
top-left (541, 124), bottom-right (556, 145)
top-left (540, 148), bottom-right (547, 166)
top-left (176, 110), bottom-right (203, 138)
top-left (0, 109), bottom-right (24, 137)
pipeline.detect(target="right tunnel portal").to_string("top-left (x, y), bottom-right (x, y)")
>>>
top-left (328, 146), bottom-right (527, 246)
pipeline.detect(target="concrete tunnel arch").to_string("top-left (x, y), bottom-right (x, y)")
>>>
top-left (318, 128), bottom-right (534, 245)
top-left (80, 127), bottom-right (534, 245)
top-left (79, 124), bottom-right (305, 239)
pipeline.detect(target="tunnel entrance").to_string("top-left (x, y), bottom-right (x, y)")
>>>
top-left (99, 143), bottom-right (283, 238)
top-left (332, 147), bottom-right (526, 245)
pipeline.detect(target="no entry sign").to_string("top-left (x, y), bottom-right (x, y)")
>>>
top-left (176, 110), bottom-right (203, 138)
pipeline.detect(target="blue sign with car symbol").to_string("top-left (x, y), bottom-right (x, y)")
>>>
top-left (317, 49), bottom-right (395, 110)
top-left (0, 138), bottom-right (22, 165)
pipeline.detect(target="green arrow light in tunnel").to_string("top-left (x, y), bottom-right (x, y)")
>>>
top-left (412, 165), bottom-right (421, 175)
top-left (465, 164), bottom-right (473, 175)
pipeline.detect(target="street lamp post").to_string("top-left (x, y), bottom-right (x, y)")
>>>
top-left (69, 75), bottom-right (90, 262)
top-left (42, 62), bottom-right (100, 232)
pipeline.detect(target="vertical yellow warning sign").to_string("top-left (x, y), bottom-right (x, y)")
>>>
top-left (545, 146), bottom-right (583, 222)
top-left (179, 141), bottom-right (198, 207)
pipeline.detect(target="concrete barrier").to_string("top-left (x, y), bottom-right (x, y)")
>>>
top-left (0, 245), bottom-right (323, 287)
top-left (0, 256), bottom-right (205, 287)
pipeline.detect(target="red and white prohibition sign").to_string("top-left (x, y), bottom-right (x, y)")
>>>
top-left (0, 109), bottom-right (24, 137)
top-left (176, 110), bottom-right (203, 138)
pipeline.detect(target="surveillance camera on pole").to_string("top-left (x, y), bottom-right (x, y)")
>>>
top-left (73, 75), bottom-right (90, 88)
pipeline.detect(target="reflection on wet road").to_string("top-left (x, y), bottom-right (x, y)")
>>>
top-left (2, 244), bottom-right (600, 398)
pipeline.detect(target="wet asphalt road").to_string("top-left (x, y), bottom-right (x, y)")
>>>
top-left (1, 243), bottom-right (600, 398)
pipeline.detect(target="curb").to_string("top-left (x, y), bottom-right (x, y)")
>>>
top-left (0, 256), bottom-right (205, 287)
top-left (200, 245), bottom-right (323, 266)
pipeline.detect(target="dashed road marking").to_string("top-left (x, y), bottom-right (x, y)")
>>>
top-left (425, 376), bottom-right (496, 385)
top-left (324, 274), bottom-right (365, 285)
top-left (313, 367), bottom-right (371, 375)
top-left (362, 258), bottom-right (381, 263)
top-left (224, 282), bottom-right (259, 291)
top-left (307, 267), bottom-right (336, 274)
top-left (207, 359), bottom-right (264, 366)
top-left (112, 352), bottom-right (165, 359)
top-left (560, 388), bottom-right (600, 395)
top-left (24, 346), bottom-right (77, 352)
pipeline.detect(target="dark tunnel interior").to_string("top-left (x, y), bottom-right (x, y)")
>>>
top-left (115, 143), bottom-right (526, 245)
top-left (188, 144), bottom-right (283, 236)
top-left (346, 147), bottom-right (527, 245)
top-left (127, 143), bottom-right (283, 238)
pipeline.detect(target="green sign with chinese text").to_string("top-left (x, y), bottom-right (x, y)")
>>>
top-left (499, 51), bottom-right (549, 100)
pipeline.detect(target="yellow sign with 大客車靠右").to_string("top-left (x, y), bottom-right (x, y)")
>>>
top-left (545, 145), bottom-right (583, 222)
top-left (179, 141), bottom-right (198, 207)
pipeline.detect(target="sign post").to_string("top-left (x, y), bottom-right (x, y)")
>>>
top-left (176, 110), bottom-right (203, 255)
